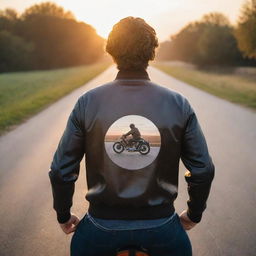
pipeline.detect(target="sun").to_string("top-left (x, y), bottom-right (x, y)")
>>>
top-left (53, 0), bottom-right (159, 39)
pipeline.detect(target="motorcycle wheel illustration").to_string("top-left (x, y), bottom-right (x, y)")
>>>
top-left (113, 142), bottom-right (125, 153)
top-left (138, 143), bottom-right (150, 155)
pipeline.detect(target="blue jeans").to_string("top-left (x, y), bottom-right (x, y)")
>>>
top-left (70, 213), bottom-right (192, 256)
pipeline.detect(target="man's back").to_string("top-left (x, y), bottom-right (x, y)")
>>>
top-left (50, 69), bottom-right (214, 222)
top-left (49, 17), bottom-right (214, 256)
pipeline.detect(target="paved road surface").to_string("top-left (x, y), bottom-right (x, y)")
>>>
top-left (105, 142), bottom-right (160, 170)
top-left (0, 66), bottom-right (255, 256)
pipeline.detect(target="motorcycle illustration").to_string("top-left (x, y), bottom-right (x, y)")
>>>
top-left (113, 135), bottom-right (150, 155)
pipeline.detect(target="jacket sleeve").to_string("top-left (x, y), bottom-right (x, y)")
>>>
top-left (125, 130), bottom-right (132, 136)
top-left (48, 96), bottom-right (85, 224)
top-left (181, 101), bottom-right (215, 223)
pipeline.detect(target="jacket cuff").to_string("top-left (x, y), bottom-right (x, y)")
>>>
top-left (57, 211), bottom-right (71, 224)
top-left (187, 209), bottom-right (202, 223)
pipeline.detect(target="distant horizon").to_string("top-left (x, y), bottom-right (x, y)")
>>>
top-left (105, 134), bottom-right (161, 146)
top-left (0, 0), bottom-right (245, 42)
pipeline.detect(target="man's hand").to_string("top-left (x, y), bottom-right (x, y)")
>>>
top-left (59, 214), bottom-right (80, 234)
top-left (179, 210), bottom-right (197, 231)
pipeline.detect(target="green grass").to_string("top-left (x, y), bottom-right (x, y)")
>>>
top-left (152, 61), bottom-right (256, 110)
top-left (0, 61), bottom-right (111, 135)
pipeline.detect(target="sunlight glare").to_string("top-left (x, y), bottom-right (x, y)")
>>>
top-left (0, 0), bottom-right (246, 41)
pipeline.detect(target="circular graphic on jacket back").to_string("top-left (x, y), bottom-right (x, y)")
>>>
top-left (104, 115), bottom-right (161, 170)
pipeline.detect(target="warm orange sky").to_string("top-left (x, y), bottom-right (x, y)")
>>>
top-left (0, 0), bottom-right (245, 41)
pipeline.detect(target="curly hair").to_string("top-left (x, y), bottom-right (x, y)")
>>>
top-left (106, 17), bottom-right (159, 70)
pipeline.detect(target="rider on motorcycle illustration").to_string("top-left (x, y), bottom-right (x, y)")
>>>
top-left (123, 123), bottom-right (141, 150)
top-left (112, 123), bottom-right (150, 155)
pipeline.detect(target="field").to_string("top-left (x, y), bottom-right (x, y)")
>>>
top-left (0, 61), bottom-right (111, 135)
top-left (153, 61), bottom-right (256, 110)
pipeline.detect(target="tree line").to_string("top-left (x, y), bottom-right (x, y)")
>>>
top-left (156, 0), bottom-right (256, 66)
top-left (0, 2), bottom-right (105, 72)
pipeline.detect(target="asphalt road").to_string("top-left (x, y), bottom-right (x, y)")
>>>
top-left (0, 65), bottom-right (255, 256)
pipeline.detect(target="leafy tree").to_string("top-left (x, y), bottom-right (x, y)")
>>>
top-left (170, 22), bottom-right (205, 63)
top-left (201, 12), bottom-right (231, 26)
top-left (159, 12), bottom-right (243, 66)
top-left (235, 0), bottom-right (256, 58)
top-left (0, 2), bottom-right (105, 72)
top-left (197, 14), bottom-right (242, 65)
top-left (0, 30), bottom-right (34, 72)
top-left (21, 2), bottom-right (74, 20)
top-left (0, 8), bottom-right (18, 31)
top-left (16, 2), bottom-right (104, 69)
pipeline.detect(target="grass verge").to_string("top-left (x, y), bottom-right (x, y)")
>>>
top-left (152, 62), bottom-right (256, 110)
top-left (0, 61), bottom-right (111, 135)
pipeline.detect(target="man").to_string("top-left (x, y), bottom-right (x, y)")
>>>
top-left (124, 123), bottom-right (141, 149)
top-left (49, 17), bottom-right (215, 256)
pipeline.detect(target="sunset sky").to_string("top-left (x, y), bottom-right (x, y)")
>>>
top-left (0, 0), bottom-right (245, 41)
top-left (106, 115), bottom-right (160, 136)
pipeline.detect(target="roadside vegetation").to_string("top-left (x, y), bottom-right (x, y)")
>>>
top-left (1, 0), bottom-right (255, 135)
top-left (0, 61), bottom-right (111, 135)
top-left (155, 1), bottom-right (256, 110)
top-left (0, 2), bottom-right (105, 72)
top-left (0, 2), bottom-right (111, 135)
top-left (156, 3), bottom-right (256, 67)
top-left (153, 61), bottom-right (256, 109)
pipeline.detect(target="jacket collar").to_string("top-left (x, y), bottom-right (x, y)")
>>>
top-left (115, 69), bottom-right (150, 80)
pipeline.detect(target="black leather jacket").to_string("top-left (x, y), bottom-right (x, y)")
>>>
top-left (49, 69), bottom-right (215, 224)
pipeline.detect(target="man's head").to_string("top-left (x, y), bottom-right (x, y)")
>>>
top-left (130, 123), bottom-right (135, 129)
top-left (106, 17), bottom-right (159, 71)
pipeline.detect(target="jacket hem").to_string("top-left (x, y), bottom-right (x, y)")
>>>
top-left (88, 203), bottom-right (175, 220)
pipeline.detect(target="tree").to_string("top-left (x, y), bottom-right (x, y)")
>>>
top-left (0, 30), bottom-right (34, 72)
top-left (198, 25), bottom-right (241, 65)
top-left (201, 12), bottom-right (231, 26)
top-left (161, 12), bottom-right (243, 66)
top-left (16, 2), bottom-right (104, 69)
top-left (197, 13), bottom-right (242, 65)
top-left (21, 2), bottom-right (74, 20)
top-left (235, 0), bottom-right (256, 59)
top-left (0, 2), bottom-right (105, 72)
top-left (0, 8), bottom-right (18, 31)
top-left (170, 21), bottom-right (205, 63)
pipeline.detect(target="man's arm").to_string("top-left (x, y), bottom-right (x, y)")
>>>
top-left (48, 96), bottom-right (85, 226)
top-left (124, 130), bottom-right (132, 136)
top-left (180, 101), bottom-right (215, 225)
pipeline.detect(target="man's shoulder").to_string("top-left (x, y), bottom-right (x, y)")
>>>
top-left (148, 81), bottom-right (185, 98)
top-left (78, 81), bottom-right (115, 101)
top-left (78, 80), bottom-right (190, 112)
top-left (148, 81), bottom-right (190, 108)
